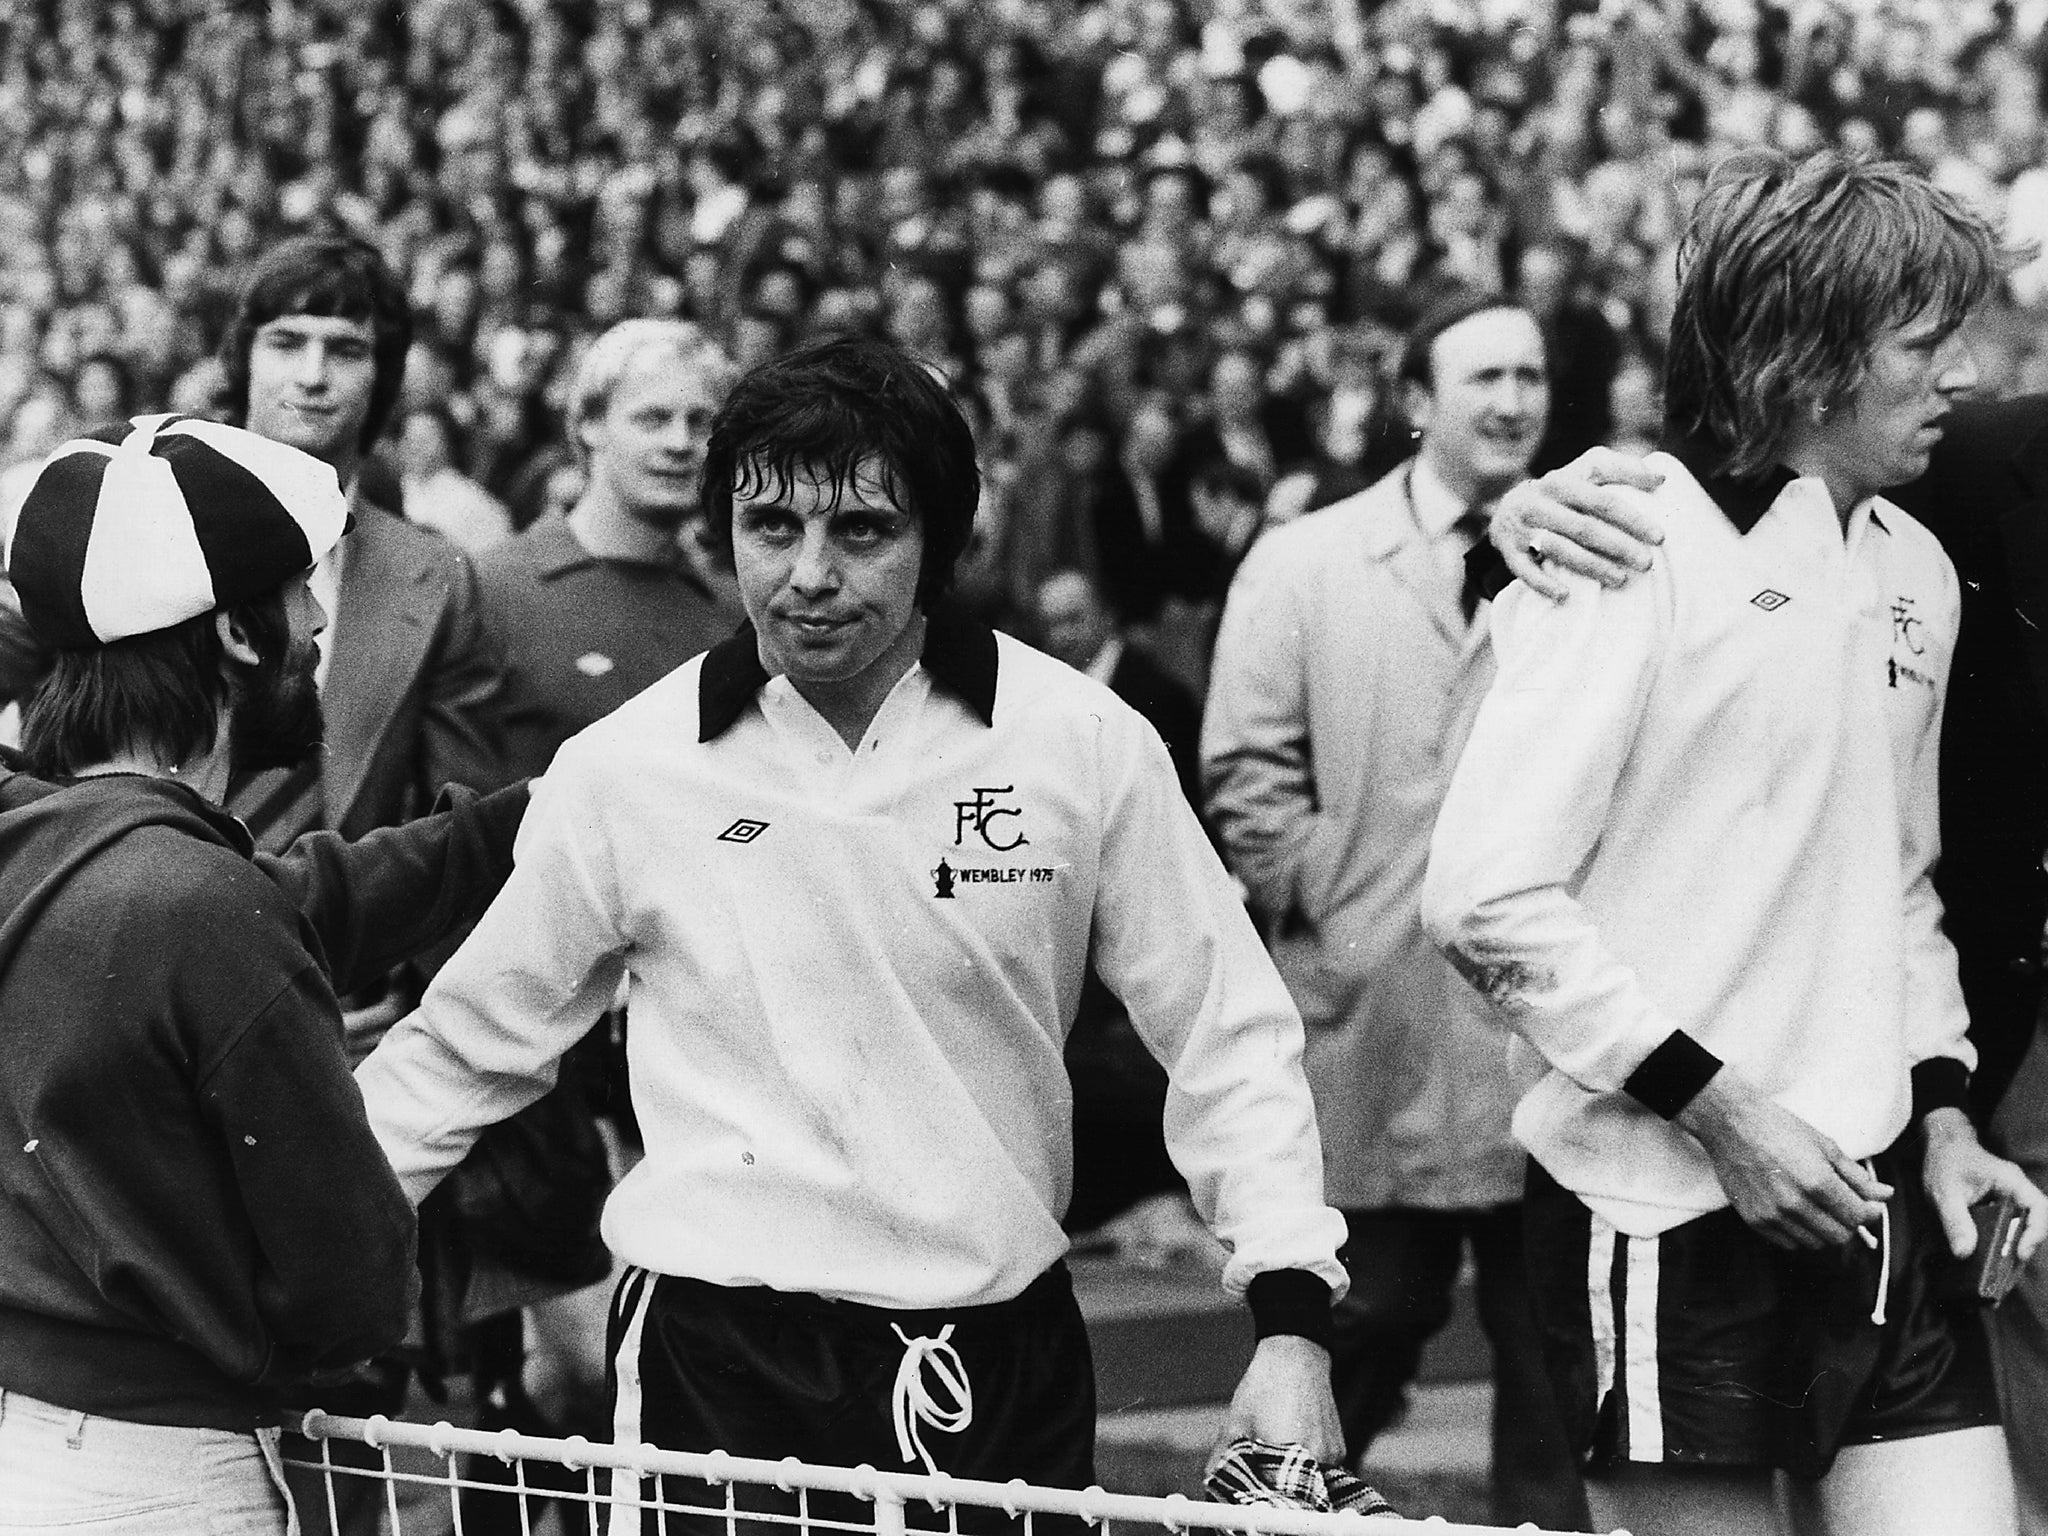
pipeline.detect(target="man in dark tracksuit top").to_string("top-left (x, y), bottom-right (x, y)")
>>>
top-left (0, 415), bottom-right (524, 1536)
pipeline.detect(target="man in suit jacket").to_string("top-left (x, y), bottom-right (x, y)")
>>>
top-left (1035, 566), bottom-right (1201, 805)
top-left (1203, 294), bottom-right (1585, 1532)
top-left (218, 231), bottom-right (506, 1536)
top-left (220, 233), bottom-right (504, 859)
top-left (1492, 392), bottom-right (2048, 1532)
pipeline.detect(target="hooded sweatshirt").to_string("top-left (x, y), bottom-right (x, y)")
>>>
top-left (0, 769), bottom-right (438, 1430)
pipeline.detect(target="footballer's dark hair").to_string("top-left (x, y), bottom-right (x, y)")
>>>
top-left (701, 335), bottom-right (980, 610)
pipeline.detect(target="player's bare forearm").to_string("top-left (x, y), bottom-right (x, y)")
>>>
top-left (1676, 1071), bottom-right (1891, 1248)
top-left (1921, 1106), bottom-right (2048, 1263)
top-left (1208, 1334), bottom-right (1343, 1472)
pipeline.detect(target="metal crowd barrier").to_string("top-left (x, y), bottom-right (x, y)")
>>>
top-left (287, 1412), bottom-right (1593, 1536)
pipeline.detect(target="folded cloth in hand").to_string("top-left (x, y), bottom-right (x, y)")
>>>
top-left (1204, 1438), bottom-right (1399, 1519)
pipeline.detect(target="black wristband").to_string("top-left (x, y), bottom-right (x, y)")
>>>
top-left (1623, 1029), bottom-right (1724, 1120)
top-left (1246, 1269), bottom-right (1332, 1349)
top-left (1911, 1057), bottom-right (1971, 1121)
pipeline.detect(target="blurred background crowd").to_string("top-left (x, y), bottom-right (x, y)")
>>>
top-left (1, 0), bottom-right (2046, 676)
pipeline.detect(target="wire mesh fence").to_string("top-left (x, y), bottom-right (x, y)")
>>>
top-left (285, 1412), bottom-right (1588, 1536)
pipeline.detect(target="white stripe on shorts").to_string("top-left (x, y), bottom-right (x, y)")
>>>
top-left (1587, 1221), bottom-right (1618, 1427)
top-left (607, 1267), bottom-right (658, 1536)
top-left (1623, 1236), bottom-right (1664, 1461)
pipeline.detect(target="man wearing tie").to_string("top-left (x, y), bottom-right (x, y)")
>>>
top-left (1202, 291), bottom-right (1584, 1531)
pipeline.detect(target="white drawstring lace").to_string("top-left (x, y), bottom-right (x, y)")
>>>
top-left (890, 1323), bottom-right (973, 1476)
top-left (1862, 1159), bottom-right (1892, 1326)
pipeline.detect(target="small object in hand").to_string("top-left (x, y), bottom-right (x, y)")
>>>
top-left (1952, 1192), bottom-right (2027, 1306)
top-left (1205, 1437), bottom-right (1400, 1519)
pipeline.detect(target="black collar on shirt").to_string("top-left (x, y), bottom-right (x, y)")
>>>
top-left (697, 608), bottom-right (999, 742)
top-left (1663, 433), bottom-right (1796, 535)
top-left (1663, 431), bottom-right (1889, 537)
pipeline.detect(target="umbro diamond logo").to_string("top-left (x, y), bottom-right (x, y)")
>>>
top-left (1750, 589), bottom-right (1790, 612)
top-left (717, 818), bottom-right (770, 844)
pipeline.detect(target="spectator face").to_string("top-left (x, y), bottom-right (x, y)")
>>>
top-left (402, 342), bottom-right (459, 415)
top-left (1406, 307), bottom-right (1549, 504)
top-left (1215, 167), bottom-right (1269, 231)
top-left (1773, 104), bottom-right (1825, 158)
top-left (1035, 570), bottom-right (1114, 671)
top-left (1022, 263), bottom-right (1083, 326)
top-left (1125, 402), bottom-right (1176, 473)
top-left (1432, 171), bottom-right (1494, 240)
top-left (1346, 142), bottom-right (1394, 202)
top-left (732, 313), bottom-right (786, 371)
top-left (1143, 170), bottom-right (1198, 236)
top-left (1191, 478), bottom-right (1261, 552)
top-left (1518, 245), bottom-right (1572, 320)
top-left (1209, 353), bottom-right (1264, 426)
top-left (753, 269), bottom-right (808, 322)
top-left (1840, 118), bottom-right (1882, 158)
top-left (72, 357), bottom-right (128, 424)
top-left (243, 314), bottom-right (379, 472)
top-left (398, 409), bottom-right (455, 479)
top-left (1059, 421), bottom-right (1109, 476)
top-left (582, 349), bottom-right (721, 532)
top-left (888, 277), bottom-right (951, 353)
top-left (479, 240), bottom-right (526, 305)
top-left (433, 266), bottom-right (481, 343)
top-left (730, 455), bottom-right (927, 700)
top-left (1039, 174), bottom-right (1088, 228)
top-left (983, 330), bottom-right (1031, 385)
top-left (964, 284), bottom-right (1011, 344)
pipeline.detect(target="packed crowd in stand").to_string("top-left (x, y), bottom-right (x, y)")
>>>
top-left (2, 0), bottom-right (2046, 675)
top-left (4, 6), bottom-right (2048, 1536)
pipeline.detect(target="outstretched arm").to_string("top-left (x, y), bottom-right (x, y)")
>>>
top-left (258, 780), bottom-right (529, 1000)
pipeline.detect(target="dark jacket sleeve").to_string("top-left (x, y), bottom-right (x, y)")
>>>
top-left (421, 550), bottom-right (516, 800)
top-left (202, 963), bottom-right (418, 1378)
top-left (256, 780), bottom-right (529, 999)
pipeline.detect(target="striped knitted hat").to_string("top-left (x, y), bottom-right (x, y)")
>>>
top-left (5, 414), bottom-right (350, 650)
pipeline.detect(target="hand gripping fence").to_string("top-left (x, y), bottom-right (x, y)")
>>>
top-left (288, 1410), bottom-right (1599, 1536)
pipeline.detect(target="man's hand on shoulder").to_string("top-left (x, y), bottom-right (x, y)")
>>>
top-left (1493, 448), bottom-right (1667, 601)
top-left (1207, 1334), bottom-right (1343, 1473)
top-left (1675, 1070), bottom-right (1892, 1248)
top-left (1921, 1106), bottom-right (2048, 1265)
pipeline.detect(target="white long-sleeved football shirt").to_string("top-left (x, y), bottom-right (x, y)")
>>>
top-left (1422, 454), bottom-right (1971, 1237)
top-left (358, 623), bottom-right (1347, 1308)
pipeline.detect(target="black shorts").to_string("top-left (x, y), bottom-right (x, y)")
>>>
top-left (1524, 1133), bottom-right (2000, 1481)
top-left (605, 1263), bottom-right (1095, 1533)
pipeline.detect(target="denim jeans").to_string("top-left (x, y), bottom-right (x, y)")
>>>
top-left (0, 1389), bottom-right (296, 1536)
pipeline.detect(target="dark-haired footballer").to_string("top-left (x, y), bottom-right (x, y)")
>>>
top-left (358, 335), bottom-right (1347, 1527)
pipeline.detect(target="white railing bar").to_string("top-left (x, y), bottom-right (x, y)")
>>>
top-left (295, 1412), bottom-right (1592, 1536)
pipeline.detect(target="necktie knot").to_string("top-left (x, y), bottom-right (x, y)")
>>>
top-left (1456, 509), bottom-right (1496, 622)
